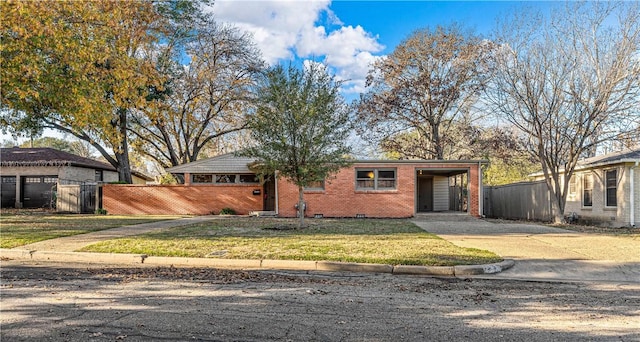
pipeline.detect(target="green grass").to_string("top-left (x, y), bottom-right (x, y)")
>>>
top-left (80, 218), bottom-right (502, 266)
top-left (0, 213), bottom-right (182, 248)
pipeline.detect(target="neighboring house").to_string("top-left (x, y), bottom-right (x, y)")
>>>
top-left (0, 147), bottom-right (151, 209)
top-left (103, 153), bottom-right (486, 218)
top-left (531, 148), bottom-right (640, 227)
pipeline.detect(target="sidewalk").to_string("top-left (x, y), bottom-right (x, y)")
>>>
top-left (412, 216), bottom-right (640, 283)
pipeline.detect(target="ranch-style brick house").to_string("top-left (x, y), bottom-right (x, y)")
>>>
top-left (103, 153), bottom-right (486, 218)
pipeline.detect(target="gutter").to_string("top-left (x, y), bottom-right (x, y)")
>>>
top-left (631, 162), bottom-right (639, 227)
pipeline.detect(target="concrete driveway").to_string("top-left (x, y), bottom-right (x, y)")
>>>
top-left (412, 215), bottom-right (640, 283)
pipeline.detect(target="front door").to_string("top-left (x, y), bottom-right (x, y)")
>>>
top-left (263, 179), bottom-right (275, 211)
top-left (418, 177), bottom-right (433, 212)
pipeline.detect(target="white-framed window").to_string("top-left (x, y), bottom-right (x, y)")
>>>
top-left (583, 173), bottom-right (593, 207)
top-left (356, 168), bottom-right (397, 190)
top-left (605, 169), bottom-right (617, 207)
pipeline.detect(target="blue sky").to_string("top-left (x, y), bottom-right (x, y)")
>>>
top-left (211, 1), bottom-right (552, 96)
top-left (5, 1), bottom-right (554, 144)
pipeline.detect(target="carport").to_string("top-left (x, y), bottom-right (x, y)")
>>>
top-left (416, 168), bottom-right (469, 213)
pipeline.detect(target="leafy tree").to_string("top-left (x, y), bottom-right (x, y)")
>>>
top-left (241, 63), bottom-right (353, 227)
top-left (486, 2), bottom-right (640, 223)
top-left (130, 20), bottom-right (264, 167)
top-left (357, 24), bottom-right (495, 160)
top-left (1, 0), bottom-right (208, 183)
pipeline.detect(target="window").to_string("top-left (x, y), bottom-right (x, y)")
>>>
top-left (583, 173), bottom-right (593, 207)
top-left (605, 169), bottom-right (617, 207)
top-left (95, 170), bottom-right (103, 182)
top-left (356, 168), bottom-right (396, 190)
top-left (239, 174), bottom-right (259, 183)
top-left (568, 175), bottom-right (577, 197)
top-left (304, 180), bottom-right (325, 190)
top-left (215, 174), bottom-right (236, 183)
top-left (43, 177), bottom-right (57, 184)
top-left (192, 173), bottom-right (259, 184)
top-left (25, 177), bottom-right (41, 183)
top-left (192, 174), bottom-right (213, 183)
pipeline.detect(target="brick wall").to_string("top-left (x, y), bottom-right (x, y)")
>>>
top-left (277, 162), bottom-right (481, 218)
top-left (103, 184), bottom-right (263, 215)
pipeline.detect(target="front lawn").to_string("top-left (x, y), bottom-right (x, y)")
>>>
top-left (80, 218), bottom-right (502, 266)
top-left (0, 213), bottom-right (181, 248)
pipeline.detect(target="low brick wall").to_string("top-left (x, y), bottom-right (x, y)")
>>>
top-left (103, 184), bottom-right (263, 215)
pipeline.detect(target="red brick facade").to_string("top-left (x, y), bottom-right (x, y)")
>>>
top-left (103, 161), bottom-right (482, 217)
top-left (103, 184), bottom-right (263, 215)
top-left (278, 162), bottom-right (482, 218)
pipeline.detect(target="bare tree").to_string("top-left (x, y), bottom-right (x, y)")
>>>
top-left (131, 21), bottom-right (264, 167)
top-left (356, 24), bottom-right (494, 160)
top-left (486, 2), bottom-right (640, 223)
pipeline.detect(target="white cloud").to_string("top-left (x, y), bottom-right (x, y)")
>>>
top-left (209, 0), bottom-right (385, 97)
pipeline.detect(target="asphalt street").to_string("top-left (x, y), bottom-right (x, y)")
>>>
top-left (2, 261), bottom-right (639, 342)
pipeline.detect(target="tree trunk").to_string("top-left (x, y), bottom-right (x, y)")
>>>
top-left (297, 186), bottom-right (305, 228)
top-left (116, 108), bottom-right (133, 184)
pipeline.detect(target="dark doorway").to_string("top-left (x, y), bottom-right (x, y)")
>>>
top-left (1, 176), bottom-right (17, 208)
top-left (21, 175), bottom-right (57, 208)
top-left (263, 179), bottom-right (276, 211)
top-left (417, 177), bottom-right (434, 212)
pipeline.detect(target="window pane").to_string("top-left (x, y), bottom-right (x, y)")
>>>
top-left (357, 180), bottom-right (375, 189)
top-left (378, 170), bottom-right (395, 179)
top-left (356, 170), bottom-right (374, 179)
top-left (583, 190), bottom-right (593, 206)
top-left (378, 180), bottom-right (396, 188)
top-left (192, 174), bottom-right (213, 183)
top-left (239, 174), bottom-right (258, 183)
top-left (606, 170), bottom-right (617, 188)
top-left (215, 174), bottom-right (236, 183)
top-left (606, 188), bottom-right (617, 207)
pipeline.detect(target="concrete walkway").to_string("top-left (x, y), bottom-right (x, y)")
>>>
top-left (15, 216), bottom-right (220, 252)
top-left (412, 215), bottom-right (640, 283)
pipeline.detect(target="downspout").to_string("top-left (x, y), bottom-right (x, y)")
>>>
top-left (274, 171), bottom-right (279, 216)
top-left (631, 162), bottom-right (638, 227)
top-left (478, 161), bottom-right (483, 217)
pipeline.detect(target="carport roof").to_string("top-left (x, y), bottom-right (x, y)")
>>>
top-left (1, 147), bottom-right (116, 171)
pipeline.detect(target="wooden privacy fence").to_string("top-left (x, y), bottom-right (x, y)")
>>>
top-left (57, 184), bottom-right (97, 213)
top-left (483, 180), bottom-right (553, 221)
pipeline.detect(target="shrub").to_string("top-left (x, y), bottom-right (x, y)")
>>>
top-left (219, 208), bottom-right (236, 215)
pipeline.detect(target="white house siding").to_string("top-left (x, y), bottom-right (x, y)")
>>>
top-left (633, 164), bottom-right (640, 227)
top-left (564, 165), bottom-right (634, 227)
top-left (433, 176), bottom-right (450, 211)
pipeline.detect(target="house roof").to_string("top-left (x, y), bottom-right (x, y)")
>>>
top-left (1, 147), bottom-right (116, 171)
top-left (165, 153), bottom-right (487, 174)
top-left (577, 148), bottom-right (640, 168)
top-left (529, 147), bottom-right (640, 177)
top-left (165, 153), bottom-right (259, 174)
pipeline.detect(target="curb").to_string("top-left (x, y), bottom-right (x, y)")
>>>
top-left (1, 249), bottom-right (514, 276)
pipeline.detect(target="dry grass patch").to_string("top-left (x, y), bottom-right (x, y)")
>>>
top-left (0, 213), bottom-right (182, 248)
top-left (80, 218), bottom-right (502, 266)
